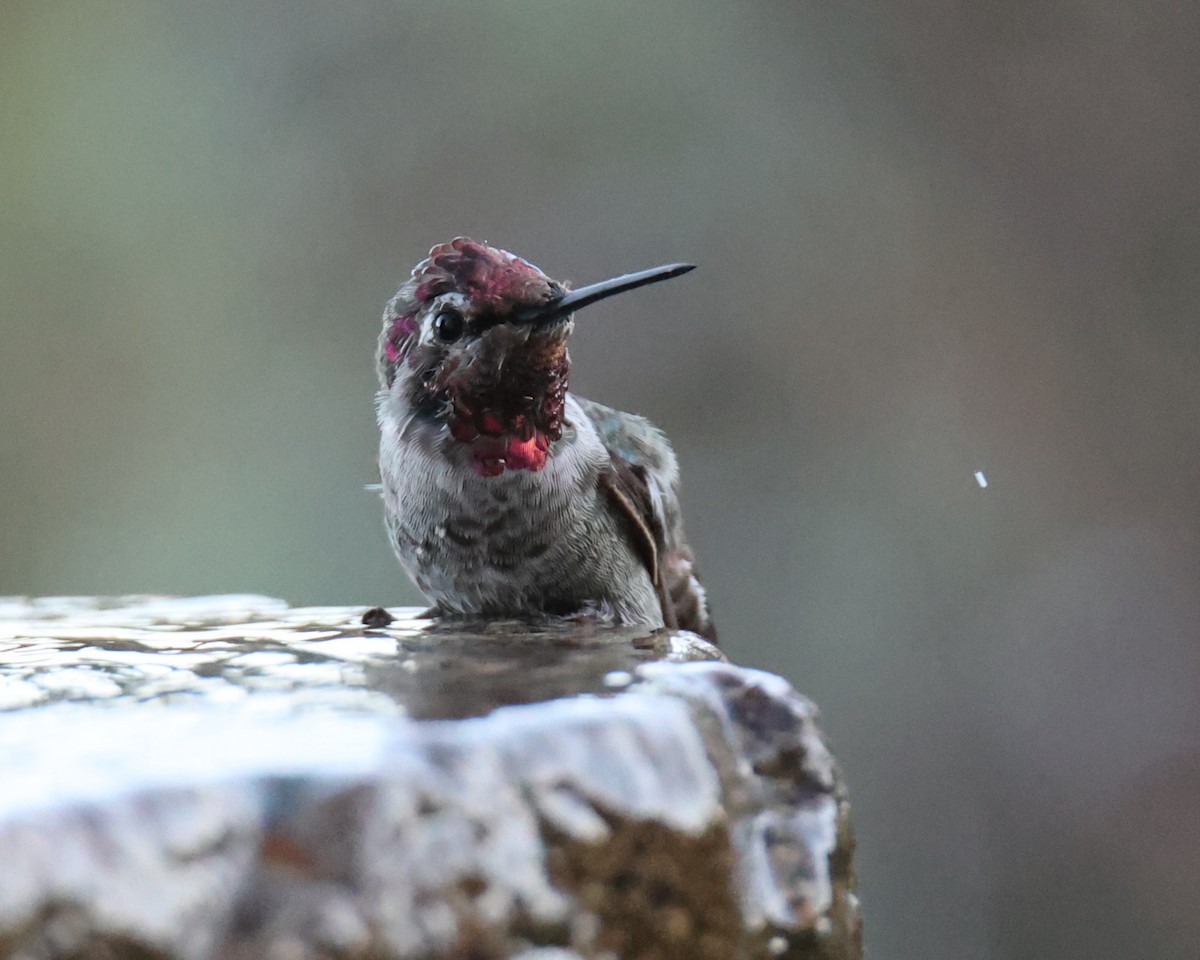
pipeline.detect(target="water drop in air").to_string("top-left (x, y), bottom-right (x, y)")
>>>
top-left (974, 470), bottom-right (988, 489)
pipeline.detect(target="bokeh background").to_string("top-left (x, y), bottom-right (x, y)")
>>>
top-left (4, 1), bottom-right (1200, 957)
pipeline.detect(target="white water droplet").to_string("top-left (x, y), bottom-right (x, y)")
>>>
top-left (974, 470), bottom-right (988, 489)
top-left (603, 670), bottom-right (633, 689)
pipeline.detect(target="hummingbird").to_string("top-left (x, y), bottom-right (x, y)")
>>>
top-left (374, 237), bottom-right (715, 642)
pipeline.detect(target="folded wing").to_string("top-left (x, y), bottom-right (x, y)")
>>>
top-left (578, 397), bottom-right (717, 643)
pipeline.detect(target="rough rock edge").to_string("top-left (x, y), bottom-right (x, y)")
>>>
top-left (638, 662), bottom-right (861, 960)
top-left (0, 601), bottom-right (858, 960)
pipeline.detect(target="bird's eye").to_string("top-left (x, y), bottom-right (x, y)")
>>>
top-left (433, 309), bottom-right (464, 343)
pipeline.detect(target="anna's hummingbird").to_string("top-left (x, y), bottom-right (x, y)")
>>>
top-left (375, 237), bottom-right (715, 642)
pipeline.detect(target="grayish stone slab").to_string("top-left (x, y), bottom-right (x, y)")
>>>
top-left (0, 596), bottom-right (860, 960)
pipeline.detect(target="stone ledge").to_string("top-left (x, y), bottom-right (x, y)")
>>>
top-left (0, 596), bottom-right (860, 960)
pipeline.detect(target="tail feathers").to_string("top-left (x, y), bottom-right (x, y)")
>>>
top-left (664, 547), bottom-right (717, 644)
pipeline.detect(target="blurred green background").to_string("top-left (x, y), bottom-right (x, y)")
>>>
top-left (4, 1), bottom-right (1200, 957)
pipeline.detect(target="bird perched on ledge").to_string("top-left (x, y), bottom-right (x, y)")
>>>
top-left (375, 237), bottom-right (715, 642)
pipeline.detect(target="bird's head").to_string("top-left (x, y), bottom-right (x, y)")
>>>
top-left (378, 237), bottom-right (693, 476)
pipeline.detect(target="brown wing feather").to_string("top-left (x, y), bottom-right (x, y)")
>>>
top-left (597, 459), bottom-right (659, 588)
top-left (600, 449), bottom-right (718, 640)
top-left (578, 397), bottom-right (716, 643)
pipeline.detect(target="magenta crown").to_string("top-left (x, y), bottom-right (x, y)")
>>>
top-left (382, 238), bottom-right (695, 371)
top-left (383, 239), bottom-right (560, 366)
top-left (408, 237), bottom-right (562, 311)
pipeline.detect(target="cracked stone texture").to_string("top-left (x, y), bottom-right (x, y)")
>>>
top-left (0, 596), bottom-right (860, 960)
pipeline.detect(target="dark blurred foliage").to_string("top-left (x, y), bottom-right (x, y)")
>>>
top-left (3, 1), bottom-right (1199, 957)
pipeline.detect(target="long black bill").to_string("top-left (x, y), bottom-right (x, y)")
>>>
top-left (521, 262), bottom-right (695, 325)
